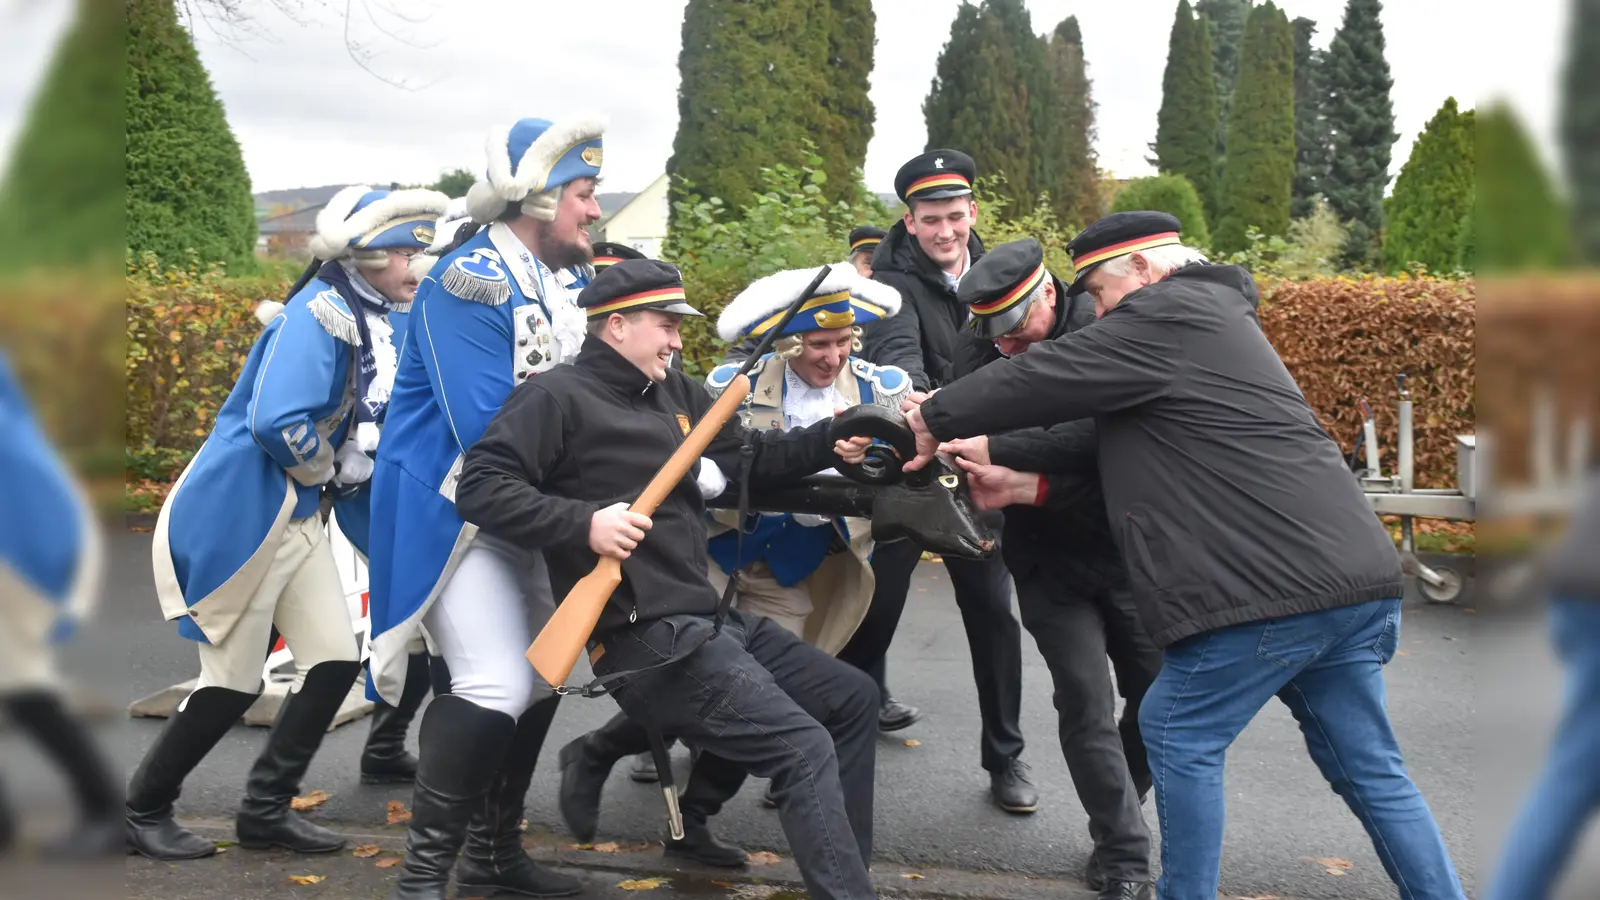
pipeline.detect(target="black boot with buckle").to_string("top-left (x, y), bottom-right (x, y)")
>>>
top-left (457, 697), bottom-right (580, 898)
top-left (235, 660), bottom-right (360, 853)
top-left (126, 685), bottom-right (259, 860)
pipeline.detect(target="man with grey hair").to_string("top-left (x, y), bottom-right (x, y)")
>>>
top-left (884, 211), bottom-right (1465, 900)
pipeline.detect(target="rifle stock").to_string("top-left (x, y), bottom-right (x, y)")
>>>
top-left (526, 371), bottom-right (754, 686)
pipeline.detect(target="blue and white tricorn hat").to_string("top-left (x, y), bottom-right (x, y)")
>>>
top-left (465, 115), bottom-right (606, 224)
top-left (717, 263), bottom-right (902, 344)
top-left (309, 185), bottom-right (451, 268)
top-left (408, 196), bottom-right (473, 281)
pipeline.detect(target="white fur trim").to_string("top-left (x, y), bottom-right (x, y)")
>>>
top-left (484, 115), bottom-right (608, 203)
top-left (466, 179), bottom-right (508, 224)
top-left (717, 263), bottom-right (903, 342)
top-left (254, 300), bottom-right (285, 325)
top-left (310, 185), bottom-right (450, 260)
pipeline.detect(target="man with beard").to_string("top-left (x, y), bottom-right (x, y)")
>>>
top-left (843, 149), bottom-right (1036, 813)
top-left (939, 237), bottom-right (1162, 899)
top-left (366, 116), bottom-right (605, 900)
top-left (131, 186), bottom-right (449, 861)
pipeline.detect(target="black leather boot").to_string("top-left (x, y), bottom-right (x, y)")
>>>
top-left (388, 695), bottom-right (515, 900)
top-left (555, 711), bottom-right (650, 843)
top-left (361, 653), bottom-right (433, 785)
top-left (458, 697), bottom-right (579, 898)
top-left (126, 685), bottom-right (259, 860)
top-left (0, 775), bottom-right (15, 854)
top-left (235, 660), bottom-right (360, 853)
top-left (664, 819), bottom-right (749, 868)
top-left (5, 691), bottom-right (122, 859)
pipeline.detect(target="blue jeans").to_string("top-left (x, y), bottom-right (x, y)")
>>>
top-left (1139, 598), bottom-right (1464, 899)
top-left (1486, 597), bottom-right (1600, 900)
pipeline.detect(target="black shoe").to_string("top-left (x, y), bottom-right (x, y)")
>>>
top-left (556, 712), bottom-right (651, 843)
top-left (125, 685), bottom-right (258, 860)
top-left (457, 699), bottom-right (580, 899)
top-left (878, 696), bottom-right (922, 732)
top-left (5, 691), bottom-right (123, 859)
top-left (990, 758), bottom-right (1039, 814)
top-left (628, 751), bottom-right (659, 783)
top-left (235, 660), bottom-right (360, 853)
top-left (664, 820), bottom-right (748, 868)
top-left (1098, 880), bottom-right (1153, 900)
top-left (389, 695), bottom-right (516, 900)
top-left (1084, 854), bottom-right (1107, 892)
top-left (361, 653), bottom-right (433, 785)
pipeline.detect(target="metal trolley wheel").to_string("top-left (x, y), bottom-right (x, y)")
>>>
top-left (1418, 565), bottom-right (1464, 604)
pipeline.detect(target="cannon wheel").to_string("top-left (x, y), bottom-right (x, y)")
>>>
top-left (1418, 565), bottom-right (1463, 604)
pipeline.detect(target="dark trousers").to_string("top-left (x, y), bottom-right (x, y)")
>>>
top-left (591, 610), bottom-right (880, 900)
top-left (1015, 570), bottom-right (1162, 881)
top-left (580, 710), bottom-right (749, 828)
top-left (838, 533), bottom-right (1026, 772)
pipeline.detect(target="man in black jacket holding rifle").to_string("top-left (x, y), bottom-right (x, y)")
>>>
top-left (455, 258), bottom-right (882, 900)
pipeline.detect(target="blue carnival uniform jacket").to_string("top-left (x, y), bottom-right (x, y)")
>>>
top-left (365, 224), bottom-right (590, 703)
top-left (151, 279), bottom-right (366, 645)
top-left (0, 349), bottom-right (100, 646)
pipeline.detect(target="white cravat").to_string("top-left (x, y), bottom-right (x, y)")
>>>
top-left (783, 364), bottom-right (843, 431)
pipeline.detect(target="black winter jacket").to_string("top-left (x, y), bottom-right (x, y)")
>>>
top-left (859, 221), bottom-right (990, 391)
top-left (455, 337), bottom-right (835, 638)
top-left (919, 264), bottom-right (1405, 647)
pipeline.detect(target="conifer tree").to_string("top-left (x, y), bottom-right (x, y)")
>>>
top-left (1151, 0), bottom-right (1220, 223)
top-left (821, 0), bottom-right (877, 200)
top-left (1196, 0), bottom-right (1252, 155)
top-left (1290, 16), bottom-right (1329, 219)
top-left (1214, 1), bottom-right (1295, 253)
top-left (1476, 102), bottom-right (1569, 272)
top-left (125, 0), bottom-right (256, 270)
top-left (1560, 0), bottom-right (1600, 263)
top-left (1320, 0), bottom-right (1397, 266)
top-left (924, 3), bottom-right (1033, 209)
top-left (1045, 16), bottom-right (1100, 228)
top-left (1381, 98), bottom-right (1474, 273)
top-left (1113, 174), bottom-right (1212, 249)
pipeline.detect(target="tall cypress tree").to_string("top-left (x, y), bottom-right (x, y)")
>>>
top-left (1560, 0), bottom-right (1600, 264)
top-left (924, 3), bottom-right (1033, 209)
top-left (1045, 16), bottom-right (1100, 228)
top-left (0, 0), bottom-right (124, 272)
top-left (1195, 0), bottom-right (1252, 157)
top-left (1477, 102), bottom-right (1569, 272)
top-left (822, 0), bottom-right (877, 198)
top-left (125, 0), bottom-right (256, 270)
top-left (1214, 1), bottom-right (1295, 253)
top-left (1320, 0), bottom-right (1397, 267)
top-left (668, 0), bottom-right (833, 220)
top-left (1290, 16), bottom-right (1329, 219)
top-left (1152, 0), bottom-right (1221, 224)
top-left (1381, 98), bottom-right (1474, 273)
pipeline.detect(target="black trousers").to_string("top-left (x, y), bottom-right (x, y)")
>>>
top-left (1014, 569), bottom-right (1163, 881)
top-left (591, 610), bottom-right (880, 900)
top-left (837, 532), bottom-right (1026, 772)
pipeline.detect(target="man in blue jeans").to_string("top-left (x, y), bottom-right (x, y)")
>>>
top-left (881, 212), bottom-right (1465, 900)
top-left (1487, 474), bottom-right (1600, 900)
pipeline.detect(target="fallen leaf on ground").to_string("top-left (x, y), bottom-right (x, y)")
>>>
top-left (214, 840), bottom-right (235, 848)
top-left (1396, 650), bottom-right (1411, 656)
top-left (375, 857), bottom-right (402, 869)
top-left (747, 850), bottom-right (782, 866)
top-left (288, 874), bottom-right (325, 885)
top-left (618, 877), bottom-right (667, 890)
top-left (902, 872), bottom-right (925, 879)
top-left (593, 841), bottom-right (622, 853)
top-left (1313, 857), bottom-right (1353, 869)
top-left (352, 844), bottom-right (381, 858)
top-left (386, 800), bottom-right (412, 824)
top-left (290, 790), bottom-right (330, 811)
top-left (1326, 868), bottom-right (1347, 876)
top-left (903, 738), bottom-right (921, 747)
top-left (519, 818), bottom-right (529, 831)
top-left (215, 846), bottom-right (228, 853)
top-left (566, 842), bottom-right (594, 850)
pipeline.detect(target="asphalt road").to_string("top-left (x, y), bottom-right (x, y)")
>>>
top-left (5, 528), bottom-right (1596, 899)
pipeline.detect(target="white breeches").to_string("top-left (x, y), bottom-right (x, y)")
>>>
top-left (0, 564), bottom-right (57, 693)
top-left (707, 561), bottom-right (812, 639)
top-left (423, 540), bottom-right (556, 718)
top-left (195, 516), bottom-right (360, 695)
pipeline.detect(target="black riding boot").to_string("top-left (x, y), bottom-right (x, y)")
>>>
top-left (388, 695), bottom-right (515, 900)
top-left (361, 653), bottom-right (433, 784)
top-left (555, 710), bottom-right (651, 843)
top-left (458, 697), bottom-right (579, 898)
top-left (235, 660), bottom-right (360, 853)
top-left (125, 685), bottom-right (259, 860)
top-left (5, 691), bottom-right (122, 858)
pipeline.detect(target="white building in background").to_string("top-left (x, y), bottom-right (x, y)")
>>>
top-left (602, 173), bottom-right (669, 258)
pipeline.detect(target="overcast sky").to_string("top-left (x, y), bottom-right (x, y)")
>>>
top-left (0, 0), bottom-right (1565, 197)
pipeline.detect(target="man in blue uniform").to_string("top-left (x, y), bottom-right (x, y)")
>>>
top-left (0, 349), bottom-right (120, 858)
top-left (128, 186), bottom-right (449, 861)
top-left (369, 114), bottom-right (604, 900)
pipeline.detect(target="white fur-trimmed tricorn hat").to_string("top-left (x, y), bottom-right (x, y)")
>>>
top-left (464, 115), bottom-right (606, 224)
top-left (308, 185), bottom-right (451, 262)
top-left (717, 263), bottom-right (902, 343)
